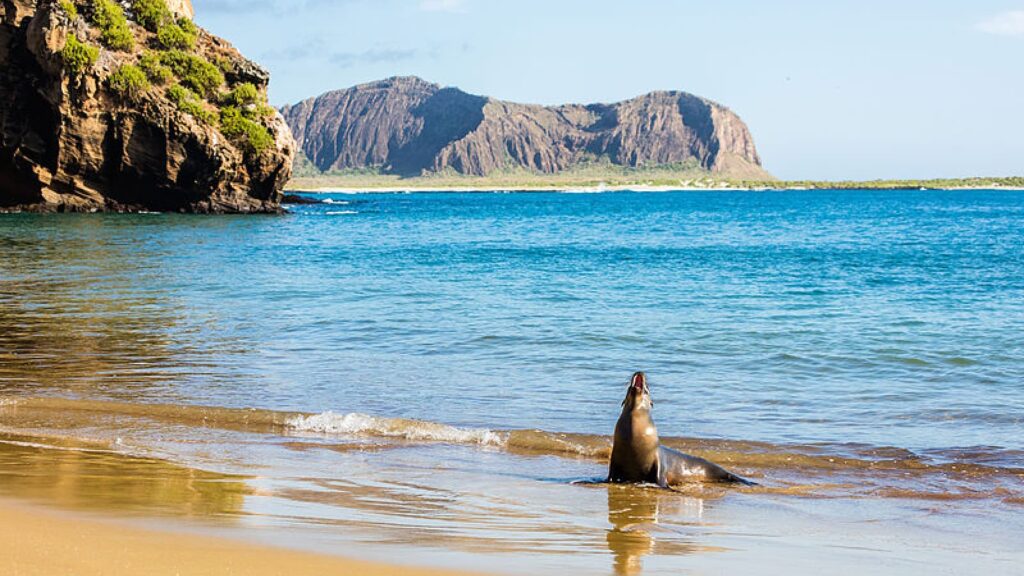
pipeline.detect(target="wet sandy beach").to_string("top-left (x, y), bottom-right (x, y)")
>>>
top-left (1, 399), bottom-right (1021, 575)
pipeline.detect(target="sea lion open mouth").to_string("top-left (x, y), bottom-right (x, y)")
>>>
top-left (629, 371), bottom-right (649, 395)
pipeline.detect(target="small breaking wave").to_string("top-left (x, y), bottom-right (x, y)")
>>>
top-left (322, 199), bottom-right (349, 205)
top-left (325, 210), bottom-right (358, 215)
top-left (287, 411), bottom-right (504, 446)
top-left (284, 413), bottom-right (612, 458)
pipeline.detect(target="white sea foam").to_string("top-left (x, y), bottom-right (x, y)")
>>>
top-left (322, 199), bottom-right (349, 205)
top-left (286, 411), bottom-right (505, 446)
top-left (325, 210), bottom-right (358, 215)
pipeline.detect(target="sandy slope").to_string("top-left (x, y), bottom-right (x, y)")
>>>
top-left (0, 498), bottom-right (478, 576)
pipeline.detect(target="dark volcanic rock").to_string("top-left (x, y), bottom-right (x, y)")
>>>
top-left (281, 76), bottom-right (769, 179)
top-left (281, 193), bottom-right (321, 204)
top-left (0, 0), bottom-right (294, 213)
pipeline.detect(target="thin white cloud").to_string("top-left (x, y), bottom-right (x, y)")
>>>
top-left (419, 0), bottom-right (466, 13)
top-left (332, 48), bottom-right (418, 69)
top-left (976, 10), bottom-right (1024, 36)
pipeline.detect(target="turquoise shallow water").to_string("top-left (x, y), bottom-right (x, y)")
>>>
top-left (1, 190), bottom-right (1023, 450)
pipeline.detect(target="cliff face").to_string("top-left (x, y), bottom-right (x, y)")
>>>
top-left (0, 0), bottom-right (294, 213)
top-left (281, 76), bottom-right (769, 179)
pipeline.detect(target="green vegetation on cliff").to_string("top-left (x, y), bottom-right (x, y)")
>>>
top-left (222, 82), bottom-right (258, 107)
top-left (90, 0), bottom-right (134, 51)
top-left (58, 0), bottom-right (78, 18)
top-left (223, 83), bottom-right (275, 120)
top-left (166, 84), bottom-right (216, 124)
top-left (158, 50), bottom-right (223, 97)
top-left (139, 51), bottom-right (172, 84)
top-left (156, 18), bottom-right (197, 50)
top-left (60, 34), bottom-right (98, 75)
top-left (220, 106), bottom-right (274, 154)
top-left (107, 63), bottom-right (149, 99)
top-left (130, 0), bottom-right (172, 31)
top-left (53, 0), bottom-right (278, 158)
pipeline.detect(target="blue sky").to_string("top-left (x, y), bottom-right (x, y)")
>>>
top-left (194, 0), bottom-right (1024, 180)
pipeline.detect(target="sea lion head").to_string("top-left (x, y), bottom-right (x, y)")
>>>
top-left (621, 371), bottom-right (653, 411)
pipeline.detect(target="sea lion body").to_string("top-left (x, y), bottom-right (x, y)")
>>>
top-left (657, 445), bottom-right (754, 485)
top-left (608, 372), bottom-right (755, 487)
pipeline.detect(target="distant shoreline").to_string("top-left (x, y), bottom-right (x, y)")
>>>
top-left (285, 174), bottom-right (1024, 194)
top-left (286, 183), bottom-right (1024, 194)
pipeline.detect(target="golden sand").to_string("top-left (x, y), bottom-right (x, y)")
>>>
top-left (0, 498), bottom-right (477, 576)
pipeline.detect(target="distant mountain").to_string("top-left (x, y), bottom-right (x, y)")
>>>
top-left (281, 76), bottom-right (769, 180)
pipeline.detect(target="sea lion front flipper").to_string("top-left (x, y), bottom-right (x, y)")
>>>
top-left (607, 461), bottom-right (623, 483)
top-left (653, 451), bottom-right (668, 488)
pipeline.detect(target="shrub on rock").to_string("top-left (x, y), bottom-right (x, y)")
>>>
top-left (159, 50), bottom-right (224, 97)
top-left (130, 0), bottom-right (172, 32)
top-left (139, 51), bottom-right (173, 84)
top-left (220, 106), bottom-right (274, 155)
top-left (108, 64), bottom-right (150, 99)
top-left (90, 0), bottom-right (134, 51)
top-left (59, 0), bottom-right (78, 18)
top-left (156, 18), bottom-right (198, 50)
top-left (61, 34), bottom-right (99, 75)
top-left (167, 84), bottom-right (217, 124)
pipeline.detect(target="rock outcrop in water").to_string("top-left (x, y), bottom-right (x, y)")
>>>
top-left (0, 0), bottom-right (294, 213)
top-left (281, 76), bottom-right (769, 179)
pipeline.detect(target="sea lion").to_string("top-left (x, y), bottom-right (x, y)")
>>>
top-left (608, 372), bottom-right (755, 487)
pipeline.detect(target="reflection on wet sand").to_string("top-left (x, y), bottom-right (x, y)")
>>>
top-left (0, 435), bottom-right (250, 518)
top-left (605, 484), bottom-right (718, 575)
top-left (607, 485), bottom-right (658, 576)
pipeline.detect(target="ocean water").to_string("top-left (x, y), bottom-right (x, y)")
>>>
top-left (1, 190), bottom-right (1023, 574)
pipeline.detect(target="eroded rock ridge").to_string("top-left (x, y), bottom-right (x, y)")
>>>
top-left (282, 76), bottom-right (768, 179)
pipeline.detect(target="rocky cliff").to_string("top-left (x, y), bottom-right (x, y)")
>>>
top-left (281, 76), bottom-right (769, 180)
top-left (0, 0), bottom-right (294, 213)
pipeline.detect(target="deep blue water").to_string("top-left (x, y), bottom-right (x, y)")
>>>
top-left (1, 190), bottom-right (1022, 451)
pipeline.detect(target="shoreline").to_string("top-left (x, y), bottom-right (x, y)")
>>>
top-left (0, 497), bottom-right (479, 576)
top-left (1, 397), bottom-right (1023, 576)
top-left (285, 184), bottom-right (1024, 194)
